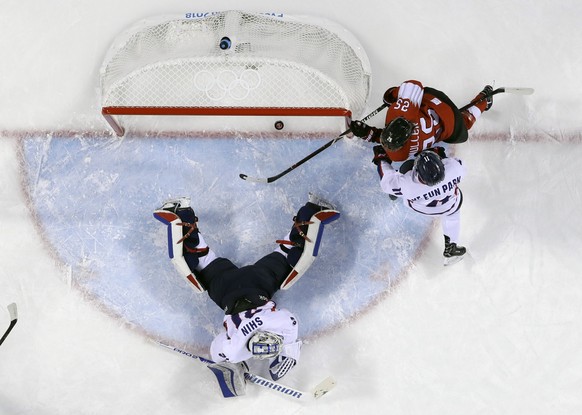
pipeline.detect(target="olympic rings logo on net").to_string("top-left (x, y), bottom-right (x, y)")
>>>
top-left (194, 69), bottom-right (262, 101)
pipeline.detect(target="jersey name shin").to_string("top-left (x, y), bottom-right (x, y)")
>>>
top-left (240, 316), bottom-right (264, 336)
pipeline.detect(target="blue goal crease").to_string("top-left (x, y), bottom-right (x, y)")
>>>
top-left (20, 135), bottom-right (430, 346)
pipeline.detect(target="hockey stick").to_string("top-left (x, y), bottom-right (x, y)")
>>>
top-left (239, 102), bottom-right (389, 183)
top-left (238, 87), bottom-right (534, 184)
top-left (0, 303), bottom-right (18, 346)
top-left (459, 86), bottom-right (534, 111)
top-left (155, 340), bottom-right (336, 400)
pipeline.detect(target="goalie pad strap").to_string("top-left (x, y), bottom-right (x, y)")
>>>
top-left (154, 210), bottom-right (206, 293)
top-left (280, 209), bottom-right (340, 290)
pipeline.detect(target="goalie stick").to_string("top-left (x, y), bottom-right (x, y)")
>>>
top-left (238, 86), bottom-right (534, 184)
top-left (0, 303), bottom-right (18, 346)
top-left (155, 340), bottom-right (336, 400)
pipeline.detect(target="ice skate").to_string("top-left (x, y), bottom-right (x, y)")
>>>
top-left (158, 196), bottom-right (191, 213)
top-left (279, 197), bottom-right (340, 289)
top-left (307, 192), bottom-right (336, 211)
top-left (154, 196), bottom-right (198, 229)
top-left (443, 235), bottom-right (466, 266)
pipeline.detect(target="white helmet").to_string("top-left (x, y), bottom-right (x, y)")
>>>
top-left (247, 331), bottom-right (284, 359)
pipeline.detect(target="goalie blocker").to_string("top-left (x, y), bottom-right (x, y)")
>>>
top-left (153, 194), bottom-right (339, 398)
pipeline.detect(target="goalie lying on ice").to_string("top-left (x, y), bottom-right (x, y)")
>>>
top-left (153, 194), bottom-right (339, 397)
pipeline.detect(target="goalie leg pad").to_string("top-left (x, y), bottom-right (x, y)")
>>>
top-left (280, 209), bottom-right (340, 290)
top-left (207, 361), bottom-right (248, 398)
top-left (283, 197), bottom-right (337, 248)
top-left (154, 208), bottom-right (209, 293)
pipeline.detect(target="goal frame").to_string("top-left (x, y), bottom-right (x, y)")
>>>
top-left (99, 11), bottom-right (369, 136)
top-left (102, 106), bottom-right (352, 137)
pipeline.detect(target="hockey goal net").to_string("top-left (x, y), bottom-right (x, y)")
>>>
top-left (100, 11), bottom-right (371, 136)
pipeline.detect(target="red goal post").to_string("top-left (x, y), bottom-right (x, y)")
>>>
top-left (100, 11), bottom-right (371, 136)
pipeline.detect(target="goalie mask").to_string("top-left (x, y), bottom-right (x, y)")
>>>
top-left (247, 331), bottom-right (284, 359)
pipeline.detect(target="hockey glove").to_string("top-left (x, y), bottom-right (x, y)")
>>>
top-left (350, 120), bottom-right (373, 138)
top-left (269, 355), bottom-right (297, 381)
top-left (471, 85), bottom-right (494, 111)
top-left (426, 146), bottom-right (447, 159)
top-left (383, 86), bottom-right (397, 105)
top-left (207, 361), bottom-right (249, 398)
top-left (372, 145), bottom-right (392, 165)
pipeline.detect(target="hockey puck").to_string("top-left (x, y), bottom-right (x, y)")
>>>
top-left (219, 37), bottom-right (232, 50)
top-left (274, 121), bottom-right (284, 130)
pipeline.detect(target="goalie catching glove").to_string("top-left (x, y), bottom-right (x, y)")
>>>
top-left (207, 361), bottom-right (249, 398)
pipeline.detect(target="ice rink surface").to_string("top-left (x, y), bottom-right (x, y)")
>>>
top-left (1, 1), bottom-right (581, 414)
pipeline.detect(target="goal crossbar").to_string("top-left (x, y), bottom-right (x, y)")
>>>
top-left (102, 106), bottom-right (352, 137)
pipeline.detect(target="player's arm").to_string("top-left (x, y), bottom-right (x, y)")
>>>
top-left (210, 329), bottom-right (253, 364)
top-left (424, 146), bottom-right (448, 159)
top-left (371, 145), bottom-right (403, 196)
top-left (347, 85), bottom-right (397, 142)
top-left (350, 120), bottom-right (382, 142)
top-left (207, 337), bottom-right (249, 398)
top-left (349, 83), bottom-right (401, 142)
top-left (394, 80), bottom-right (424, 107)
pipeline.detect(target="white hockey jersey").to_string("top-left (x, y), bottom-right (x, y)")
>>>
top-left (378, 157), bottom-right (466, 215)
top-left (210, 301), bottom-right (301, 363)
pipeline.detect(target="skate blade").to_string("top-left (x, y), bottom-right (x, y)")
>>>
top-left (443, 254), bottom-right (465, 266)
top-left (308, 192), bottom-right (336, 211)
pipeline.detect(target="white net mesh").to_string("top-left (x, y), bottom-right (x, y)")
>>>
top-left (100, 11), bottom-right (371, 119)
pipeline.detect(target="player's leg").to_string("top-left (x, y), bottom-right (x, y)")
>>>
top-left (153, 197), bottom-right (216, 292)
top-left (441, 208), bottom-right (467, 265)
top-left (275, 193), bottom-right (337, 263)
top-left (275, 193), bottom-right (340, 289)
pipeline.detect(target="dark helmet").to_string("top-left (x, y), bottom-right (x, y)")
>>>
top-left (414, 151), bottom-right (445, 186)
top-left (380, 117), bottom-right (415, 151)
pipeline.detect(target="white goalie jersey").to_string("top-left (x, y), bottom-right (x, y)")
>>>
top-left (210, 301), bottom-right (301, 363)
top-left (378, 157), bottom-right (466, 215)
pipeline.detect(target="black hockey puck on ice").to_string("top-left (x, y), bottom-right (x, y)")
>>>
top-left (274, 121), bottom-right (284, 130)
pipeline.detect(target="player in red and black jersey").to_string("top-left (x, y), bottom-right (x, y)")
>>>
top-left (350, 79), bottom-right (493, 162)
